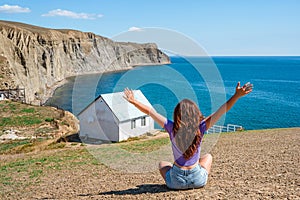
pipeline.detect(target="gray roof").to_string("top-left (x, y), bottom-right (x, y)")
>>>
top-left (100, 90), bottom-right (153, 122)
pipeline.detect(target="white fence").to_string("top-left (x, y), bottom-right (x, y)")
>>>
top-left (205, 124), bottom-right (243, 134)
top-left (0, 88), bottom-right (26, 103)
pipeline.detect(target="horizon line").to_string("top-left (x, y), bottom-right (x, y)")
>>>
top-left (167, 54), bottom-right (300, 57)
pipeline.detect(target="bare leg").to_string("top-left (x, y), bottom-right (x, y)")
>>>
top-left (199, 153), bottom-right (212, 174)
top-left (158, 161), bottom-right (172, 180)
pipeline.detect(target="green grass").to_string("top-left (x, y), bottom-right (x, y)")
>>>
top-left (29, 169), bottom-right (43, 178)
top-left (119, 137), bottom-right (170, 153)
top-left (45, 117), bottom-right (54, 122)
top-left (8, 103), bottom-right (17, 111)
top-left (1, 177), bottom-right (13, 186)
top-left (0, 140), bottom-right (31, 154)
top-left (0, 116), bottom-right (42, 126)
top-left (0, 138), bottom-right (48, 154)
top-left (0, 148), bottom-right (98, 175)
top-left (21, 108), bottom-right (35, 113)
top-left (0, 100), bottom-right (61, 128)
top-left (0, 148), bottom-right (99, 194)
top-left (0, 101), bottom-right (44, 127)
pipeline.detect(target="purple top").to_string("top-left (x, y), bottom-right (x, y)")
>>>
top-left (164, 119), bottom-right (207, 167)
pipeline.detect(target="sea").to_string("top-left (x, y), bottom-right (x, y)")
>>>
top-left (45, 56), bottom-right (300, 130)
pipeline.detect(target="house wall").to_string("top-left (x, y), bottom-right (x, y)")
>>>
top-left (119, 116), bottom-right (154, 141)
top-left (79, 97), bottom-right (119, 141)
top-left (95, 97), bottom-right (119, 141)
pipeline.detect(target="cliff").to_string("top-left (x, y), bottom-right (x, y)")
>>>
top-left (0, 20), bottom-right (170, 105)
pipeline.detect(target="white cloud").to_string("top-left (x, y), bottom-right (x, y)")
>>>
top-left (42, 9), bottom-right (103, 20)
top-left (128, 27), bottom-right (143, 32)
top-left (0, 4), bottom-right (31, 13)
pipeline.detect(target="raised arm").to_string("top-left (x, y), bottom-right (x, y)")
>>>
top-left (204, 82), bottom-right (253, 130)
top-left (123, 88), bottom-right (167, 128)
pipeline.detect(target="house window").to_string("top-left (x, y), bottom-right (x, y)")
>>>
top-left (141, 117), bottom-right (146, 126)
top-left (131, 119), bottom-right (136, 129)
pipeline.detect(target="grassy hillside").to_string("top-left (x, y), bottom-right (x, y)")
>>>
top-left (0, 100), bottom-right (79, 154)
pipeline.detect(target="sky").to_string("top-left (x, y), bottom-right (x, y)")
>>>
top-left (0, 0), bottom-right (299, 56)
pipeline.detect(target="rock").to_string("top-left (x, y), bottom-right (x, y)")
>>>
top-left (0, 20), bottom-right (170, 105)
top-left (0, 132), bottom-right (27, 140)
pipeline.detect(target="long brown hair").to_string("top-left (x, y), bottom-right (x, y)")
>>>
top-left (173, 99), bottom-right (204, 160)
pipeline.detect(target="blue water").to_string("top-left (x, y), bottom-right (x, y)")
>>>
top-left (46, 56), bottom-right (300, 130)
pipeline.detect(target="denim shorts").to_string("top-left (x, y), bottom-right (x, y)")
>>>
top-left (165, 164), bottom-right (208, 190)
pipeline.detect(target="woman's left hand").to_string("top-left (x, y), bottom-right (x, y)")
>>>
top-left (235, 82), bottom-right (253, 97)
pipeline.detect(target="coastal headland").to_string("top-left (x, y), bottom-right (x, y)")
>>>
top-left (0, 20), bottom-right (170, 105)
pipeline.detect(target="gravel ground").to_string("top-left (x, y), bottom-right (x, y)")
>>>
top-left (1, 128), bottom-right (299, 199)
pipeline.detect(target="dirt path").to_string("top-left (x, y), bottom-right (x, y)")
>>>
top-left (2, 128), bottom-right (299, 199)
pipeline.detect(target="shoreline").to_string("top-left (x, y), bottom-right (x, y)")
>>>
top-left (42, 61), bottom-right (171, 105)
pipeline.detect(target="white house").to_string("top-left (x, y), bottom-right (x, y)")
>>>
top-left (78, 90), bottom-right (155, 142)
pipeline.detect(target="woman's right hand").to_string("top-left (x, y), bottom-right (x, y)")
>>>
top-left (123, 88), bottom-right (167, 127)
top-left (123, 88), bottom-right (135, 104)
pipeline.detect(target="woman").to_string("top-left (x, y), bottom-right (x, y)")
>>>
top-left (123, 82), bottom-right (252, 189)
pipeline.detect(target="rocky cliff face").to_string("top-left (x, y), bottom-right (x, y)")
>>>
top-left (0, 20), bottom-right (170, 105)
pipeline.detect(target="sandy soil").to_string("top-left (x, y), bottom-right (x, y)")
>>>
top-left (2, 128), bottom-right (299, 199)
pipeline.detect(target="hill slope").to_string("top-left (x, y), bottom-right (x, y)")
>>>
top-left (0, 128), bottom-right (299, 199)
